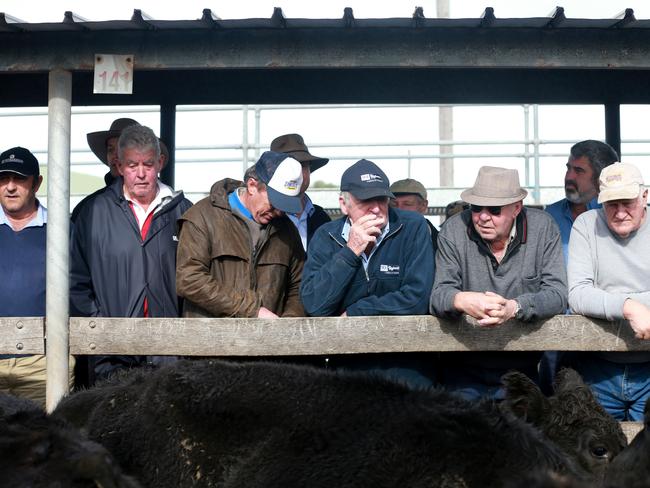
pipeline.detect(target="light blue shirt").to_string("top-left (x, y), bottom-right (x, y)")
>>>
top-left (287, 195), bottom-right (315, 251)
top-left (0, 200), bottom-right (47, 230)
top-left (545, 197), bottom-right (599, 264)
top-left (341, 217), bottom-right (390, 272)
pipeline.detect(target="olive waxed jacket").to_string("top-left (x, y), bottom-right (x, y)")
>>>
top-left (175, 178), bottom-right (305, 318)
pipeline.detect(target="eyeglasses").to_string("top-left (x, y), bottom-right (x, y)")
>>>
top-left (470, 204), bottom-right (502, 215)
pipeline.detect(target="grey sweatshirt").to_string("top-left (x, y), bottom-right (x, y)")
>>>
top-left (568, 208), bottom-right (650, 363)
top-left (431, 208), bottom-right (567, 321)
top-left (430, 208), bottom-right (567, 369)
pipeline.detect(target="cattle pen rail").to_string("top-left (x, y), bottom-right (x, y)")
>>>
top-left (0, 314), bottom-right (645, 441)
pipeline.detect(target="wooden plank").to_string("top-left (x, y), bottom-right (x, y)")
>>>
top-left (0, 317), bottom-right (45, 354)
top-left (621, 421), bottom-right (644, 443)
top-left (68, 315), bottom-right (650, 356)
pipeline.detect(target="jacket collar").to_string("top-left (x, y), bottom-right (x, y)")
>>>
top-left (464, 207), bottom-right (528, 254)
top-left (109, 176), bottom-right (184, 214)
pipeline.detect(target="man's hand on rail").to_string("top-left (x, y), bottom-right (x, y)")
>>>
top-left (623, 298), bottom-right (650, 340)
top-left (257, 307), bottom-right (279, 318)
top-left (454, 291), bottom-right (516, 327)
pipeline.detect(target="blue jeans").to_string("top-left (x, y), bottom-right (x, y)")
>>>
top-left (561, 352), bottom-right (650, 421)
top-left (441, 363), bottom-right (540, 402)
top-left (330, 353), bottom-right (438, 390)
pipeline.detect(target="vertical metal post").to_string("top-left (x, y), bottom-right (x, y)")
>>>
top-left (407, 149), bottom-right (412, 178)
top-left (254, 106), bottom-right (261, 159)
top-left (46, 69), bottom-right (71, 412)
top-left (439, 106), bottom-right (454, 186)
top-left (160, 102), bottom-right (176, 188)
top-left (242, 105), bottom-right (249, 173)
top-left (605, 103), bottom-right (622, 158)
top-left (523, 104), bottom-right (530, 187)
top-left (437, 0), bottom-right (453, 188)
top-left (533, 104), bottom-right (541, 204)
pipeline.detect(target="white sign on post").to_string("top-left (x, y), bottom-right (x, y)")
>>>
top-left (93, 54), bottom-right (134, 94)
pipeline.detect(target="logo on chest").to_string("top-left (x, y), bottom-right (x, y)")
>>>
top-left (379, 264), bottom-right (400, 275)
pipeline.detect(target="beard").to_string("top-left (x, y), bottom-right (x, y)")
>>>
top-left (565, 181), bottom-right (596, 205)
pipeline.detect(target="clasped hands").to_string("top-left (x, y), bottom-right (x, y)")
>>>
top-left (453, 291), bottom-right (518, 327)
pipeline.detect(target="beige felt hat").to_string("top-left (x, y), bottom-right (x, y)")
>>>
top-left (460, 166), bottom-right (528, 206)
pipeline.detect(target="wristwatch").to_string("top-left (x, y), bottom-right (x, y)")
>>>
top-left (513, 300), bottom-right (522, 320)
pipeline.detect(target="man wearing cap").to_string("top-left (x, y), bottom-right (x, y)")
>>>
top-left (176, 151), bottom-right (305, 318)
top-left (70, 125), bottom-right (192, 379)
top-left (390, 177), bottom-right (438, 255)
top-left (301, 159), bottom-right (435, 386)
top-left (72, 117), bottom-right (170, 223)
top-left (430, 166), bottom-right (567, 400)
top-left (545, 140), bottom-right (618, 261)
top-left (0, 147), bottom-right (73, 404)
top-left (565, 162), bottom-right (650, 420)
top-left (270, 133), bottom-right (331, 252)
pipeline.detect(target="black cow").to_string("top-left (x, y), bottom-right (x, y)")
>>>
top-left (54, 360), bottom-right (625, 488)
top-left (604, 400), bottom-right (650, 488)
top-left (0, 392), bottom-right (140, 488)
top-left (501, 368), bottom-right (626, 482)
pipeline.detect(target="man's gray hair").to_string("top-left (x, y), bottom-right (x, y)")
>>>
top-left (118, 124), bottom-right (161, 160)
top-left (243, 165), bottom-right (267, 189)
top-left (340, 191), bottom-right (352, 205)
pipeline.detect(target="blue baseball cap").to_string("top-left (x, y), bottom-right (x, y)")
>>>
top-left (340, 159), bottom-right (394, 200)
top-left (0, 147), bottom-right (40, 178)
top-left (254, 151), bottom-right (303, 214)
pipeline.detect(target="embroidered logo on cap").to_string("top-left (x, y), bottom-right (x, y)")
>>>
top-left (360, 173), bottom-right (383, 183)
top-left (1, 155), bottom-right (23, 164)
top-left (605, 174), bottom-right (623, 183)
top-left (284, 179), bottom-right (299, 191)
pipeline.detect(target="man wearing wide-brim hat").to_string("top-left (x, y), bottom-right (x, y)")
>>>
top-left (430, 165), bottom-right (567, 400)
top-left (73, 118), bottom-right (170, 224)
top-left (87, 117), bottom-right (170, 183)
top-left (270, 133), bottom-right (330, 252)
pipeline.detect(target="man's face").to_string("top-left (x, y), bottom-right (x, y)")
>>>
top-left (0, 173), bottom-right (41, 217)
top-left (340, 193), bottom-right (389, 226)
top-left (391, 194), bottom-right (427, 215)
top-left (471, 201), bottom-right (521, 243)
top-left (603, 190), bottom-right (648, 239)
top-left (117, 147), bottom-right (162, 206)
top-left (299, 162), bottom-right (311, 194)
top-left (246, 178), bottom-right (283, 224)
top-left (106, 137), bottom-right (120, 177)
top-left (565, 155), bottom-right (597, 205)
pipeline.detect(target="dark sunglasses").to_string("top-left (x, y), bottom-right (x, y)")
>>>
top-left (470, 204), bottom-right (502, 215)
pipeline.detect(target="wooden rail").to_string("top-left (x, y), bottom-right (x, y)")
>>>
top-left (67, 315), bottom-right (650, 356)
top-left (0, 318), bottom-right (45, 354)
top-left (2, 315), bottom-right (646, 441)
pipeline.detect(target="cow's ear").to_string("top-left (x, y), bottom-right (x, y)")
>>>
top-left (553, 367), bottom-right (586, 393)
top-left (501, 370), bottom-right (549, 425)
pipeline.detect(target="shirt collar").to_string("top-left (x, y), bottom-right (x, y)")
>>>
top-left (229, 187), bottom-right (254, 220)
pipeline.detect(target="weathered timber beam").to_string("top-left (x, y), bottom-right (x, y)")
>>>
top-left (68, 315), bottom-right (650, 356)
top-left (3, 27), bottom-right (650, 72)
top-left (621, 421), bottom-right (643, 443)
top-left (0, 318), bottom-right (45, 354)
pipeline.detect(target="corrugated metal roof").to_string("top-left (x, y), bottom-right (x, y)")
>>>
top-left (1, 6), bottom-right (650, 33)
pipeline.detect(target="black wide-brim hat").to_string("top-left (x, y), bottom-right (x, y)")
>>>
top-left (87, 117), bottom-right (169, 167)
top-left (270, 133), bottom-right (329, 173)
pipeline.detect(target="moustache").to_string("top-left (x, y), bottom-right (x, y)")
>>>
top-left (565, 180), bottom-right (577, 189)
